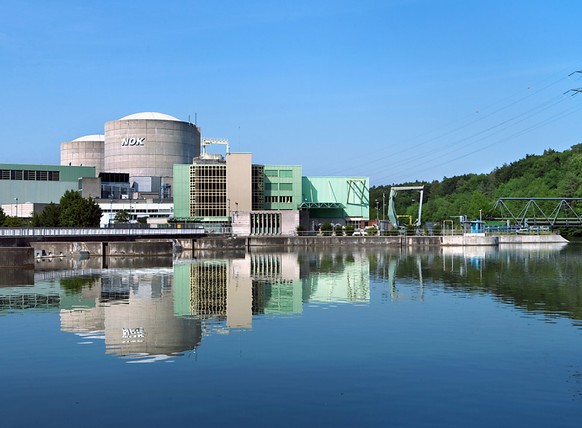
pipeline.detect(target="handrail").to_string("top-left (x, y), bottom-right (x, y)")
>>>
top-left (0, 227), bottom-right (221, 237)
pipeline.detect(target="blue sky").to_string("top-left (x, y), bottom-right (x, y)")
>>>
top-left (1, 0), bottom-right (582, 186)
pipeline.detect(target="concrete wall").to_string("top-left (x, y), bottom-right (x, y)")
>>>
top-left (281, 210), bottom-right (300, 235)
top-left (106, 241), bottom-right (173, 256)
top-left (226, 153), bottom-right (252, 214)
top-left (104, 118), bottom-right (200, 179)
top-left (0, 247), bottom-right (34, 268)
top-left (30, 241), bottom-right (173, 257)
top-left (248, 236), bottom-right (403, 247)
top-left (60, 140), bottom-right (104, 175)
top-left (31, 242), bottom-right (103, 257)
top-left (441, 235), bottom-right (499, 246)
top-left (81, 177), bottom-right (102, 199)
top-left (497, 234), bottom-right (568, 244)
top-left (193, 236), bottom-right (248, 250)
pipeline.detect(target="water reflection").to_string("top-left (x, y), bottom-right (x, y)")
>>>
top-left (173, 250), bottom-right (370, 332)
top-left (60, 268), bottom-right (202, 363)
top-left (2, 243), bottom-right (581, 361)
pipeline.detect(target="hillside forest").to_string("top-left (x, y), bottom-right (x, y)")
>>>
top-left (370, 143), bottom-right (582, 233)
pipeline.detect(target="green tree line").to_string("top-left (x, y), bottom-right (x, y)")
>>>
top-left (370, 144), bottom-right (582, 227)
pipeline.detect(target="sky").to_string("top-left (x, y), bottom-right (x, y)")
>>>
top-left (1, 0), bottom-right (582, 186)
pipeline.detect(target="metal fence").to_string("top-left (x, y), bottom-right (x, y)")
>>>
top-left (0, 227), bottom-right (210, 237)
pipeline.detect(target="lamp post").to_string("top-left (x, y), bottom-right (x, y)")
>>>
top-left (375, 200), bottom-right (379, 234)
top-left (14, 197), bottom-right (18, 218)
top-left (109, 194), bottom-right (113, 228)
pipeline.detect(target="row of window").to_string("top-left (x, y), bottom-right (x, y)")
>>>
top-left (264, 169), bottom-right (294, 178)
top-left (265, 196), bottom-right (293, 203)
top-left (0, 169), bottom-right (60, 181)
top-left (265, 183), bottom-right (293, 191)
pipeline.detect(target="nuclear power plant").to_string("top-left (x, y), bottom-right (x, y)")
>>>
top-left (103, 112), bottom-right (200, 178)
top-left (60, 112), bottom-right (200, 198)
top-left (1, 110), bottom-right (369, 233)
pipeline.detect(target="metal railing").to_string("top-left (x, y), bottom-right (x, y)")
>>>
top-left (0, 227), bottom-right (210, 237)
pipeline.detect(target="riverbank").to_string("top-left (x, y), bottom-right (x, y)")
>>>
top-left (194, 233), bottom-right (568, 249)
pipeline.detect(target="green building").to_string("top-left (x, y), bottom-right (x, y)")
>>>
top-left (172, 153), bottom-right (369, 234)
top-left (0, 164), bottom-right (97, 217)
top-left (263, 165), bottom-right (303, 211)
top-left (301, 176), bottom-right (369, 226)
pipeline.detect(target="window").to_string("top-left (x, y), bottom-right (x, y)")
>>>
top-left (280, 170), bottom-right (293, 178)
top-left (265, 170), bottom-right (278, 177)
top-left (279, 183), bottom-right (293, 191)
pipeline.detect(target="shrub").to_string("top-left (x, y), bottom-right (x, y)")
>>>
top-left (320, 222), bottom-right (333, 236)
top-left (366, 227), bottom-right (378, 236)
top-left (345, 225), bottom-right (355, 236)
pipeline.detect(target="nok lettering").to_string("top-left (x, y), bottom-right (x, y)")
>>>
top-left (121, 137), bottom-right (145, 146)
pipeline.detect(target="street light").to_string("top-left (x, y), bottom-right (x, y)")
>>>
top-left (14, 197), bottom-right (18, 218)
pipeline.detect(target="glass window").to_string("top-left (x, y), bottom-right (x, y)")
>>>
top-left (279, 183), bottom-right (293, 191)
top-left (280, 170), bottom-right (293, 178)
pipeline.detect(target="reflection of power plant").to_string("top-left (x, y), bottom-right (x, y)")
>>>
top-left (5, 250), bottom-right (372, 361)
top-left (174, 251), bottom-right (370, 332)
top-left (174, 253), bottom-right (302, 330)
top-left (300, 251), bottom-right (370, 303)
top-left (60, 269), bottom-right (202, 361)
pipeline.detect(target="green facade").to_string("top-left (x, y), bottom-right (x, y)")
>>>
top-left (172, 164), bottom-right (191, 219)
top-left (0, 164), bottom-right (96, 205)
top-left (172, 162), bottom-right (369, 222)
top-left (302, 176), bottom-right (369, 219)
top-left (263, 165), bottom-right (302, 210)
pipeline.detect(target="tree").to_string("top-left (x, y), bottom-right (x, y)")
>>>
top-left (59, 190), bottom-right (102, 227)
top-left (114, 209), bottom-right (130, 223)
top-left (0, 207), bottom-right (6, 226)
top-left (3, 216), bottom-right (23, 227)
top-left (31, 203), bottom-right (62, 227)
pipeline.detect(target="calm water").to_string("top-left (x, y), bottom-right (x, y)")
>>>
top-left (2, 244), bottom-right (582, 427)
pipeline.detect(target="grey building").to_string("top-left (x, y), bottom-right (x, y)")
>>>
top-left (103, 112), bottom-right (200, 181)
top-left (60, 134), bottom-right (105, 175)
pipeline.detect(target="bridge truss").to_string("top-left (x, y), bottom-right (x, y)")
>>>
top-left (492, 197), bottom-right (582, 227)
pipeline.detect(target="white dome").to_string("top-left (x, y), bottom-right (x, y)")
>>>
top-left (72, 134), bottom-right (105, 142)
top-left (119, 112), bottom-right (181, 121)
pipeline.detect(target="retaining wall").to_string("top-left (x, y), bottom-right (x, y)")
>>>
top-left (31, 241), bottom-right (173, 257)
top-left (0, 247), bottom-right (34, 268)
top-left (497, 234), bottom-right (568, 244)
top-left (441, 235), bottom-right (499, 246)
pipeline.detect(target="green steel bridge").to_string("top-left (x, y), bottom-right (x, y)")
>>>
top-left (492, 197), bottom-right (582, 228)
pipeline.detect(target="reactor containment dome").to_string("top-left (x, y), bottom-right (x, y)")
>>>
top-left (103, 112), bottom-right (200, 179)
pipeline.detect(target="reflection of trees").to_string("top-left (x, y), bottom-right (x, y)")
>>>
top-left (60, 275), bottom-right (99, 295)
top-left (369, 247), bottom-right (582, 322)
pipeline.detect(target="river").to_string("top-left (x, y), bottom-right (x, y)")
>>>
top-left (1, 244), bottom-right (581, 427)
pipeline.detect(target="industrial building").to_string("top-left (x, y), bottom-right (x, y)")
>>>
top-left (0, 163), bottom-right (96, 217)
top-left (1, 111), bottom-right (369, 233)
top-left (173, 147), bottom-right (369, 235)
top-left (61, 112), bottom-right (200, 199)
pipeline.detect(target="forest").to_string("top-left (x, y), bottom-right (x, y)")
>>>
top-left (370, 143), bottom-right (582, 231)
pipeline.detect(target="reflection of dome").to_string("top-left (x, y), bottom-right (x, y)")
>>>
top-left (72, 134), bottom-right (105, 142)
top-left (119, 112), bottom-right (180, 121)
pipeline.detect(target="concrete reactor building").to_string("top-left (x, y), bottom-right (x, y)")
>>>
top-left (60, 134), bottom-right (105, 176)
top-left (103, 112), bottom-right (200, 179)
